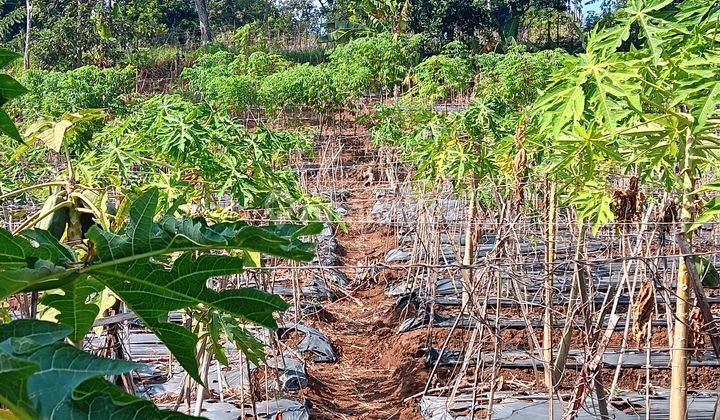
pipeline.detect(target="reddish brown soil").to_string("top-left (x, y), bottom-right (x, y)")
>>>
top-left (291, 127), bottom-right (720, 419)
top-left (303, 284), bottom-right (426, 419)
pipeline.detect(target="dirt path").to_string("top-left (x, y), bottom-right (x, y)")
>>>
top-left (300, 132), bottom-right (428, 419)
top-left (304, 283), bottom-right (426, 419)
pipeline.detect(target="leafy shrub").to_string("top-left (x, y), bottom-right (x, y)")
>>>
top-left (259, 63), bottom-right (344, 115)
top-left (246, 51), bottom-right (292, 78)
top-left (83, 94), bottom-right (331, 219)
top-left (411, 54), bottom-right (473, 101)
top-left (184, 41), bottom-right (232, 62)
top-left (209, 74), bottom-right (258, 110)
top-left (279, 48), bottom-right (327, 65)
top-left (474, 45), bottom-right (566, 108)
top-left (182, 51), bottom-right (259, 109)
top-left (328, 33), bottom-right (423, 94)
top-left (0, 190), bottom-right (317, 418)
top-left (441, 40), bottom-right (470, 58)
top-left (231, 22), bottom-right (268, 56)
top-left (12, 65), bottom-right (136, 118)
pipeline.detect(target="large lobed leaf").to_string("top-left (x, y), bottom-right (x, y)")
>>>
top-left (40, 278), bottom-right (105, 345)
top-left (93, 254), bottom-right (289, 382)
top-left (83, 188), bottom-right (307, 381)
top-left (0, 229), bottom-right (80, 300)
top-left (0, 188), bottom-right (315, 388)
top-left (87, 188), bottom-right (319, 262)
top-left (0, 320), bottom-right (199, 419)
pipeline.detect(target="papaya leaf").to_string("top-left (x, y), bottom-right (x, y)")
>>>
top-left (40, 277), bottom-right (105, 344)
top-left (0, 320), bottom-right (105, 419)
top-left (0, 49), bottom-right (20, 69)
top-left (0, 320), bottom-right (70, 419)
top-left (0, 228), bottom-right (34, 268)
top-left (0, 319), bottom-right (72, 355)
top-left (23, 342), bottom-right (139, 418)
top-left (21, 229), bottom-right (75, 265)
top-left (87, 188), bottom-right (318, 263)
top-left (0, 228), bottom-right (80, 298)
top-left (0, 74), bottom-right (28, 106)
top-left (72, 378), bottom-right (200, 419)
top-left (0, 351), bottom-right (38, 419)
top-left (0, 320), bottom-right (196, 419)
top-left (0, 109), bottom-right (21, 142)
top-left (0, 259), bottom-right (75, 301)
top-left (92, 254), bottom-right (288, 382)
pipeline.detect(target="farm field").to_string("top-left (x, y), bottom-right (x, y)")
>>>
top-left (0, 0), bottom-right (719, 419)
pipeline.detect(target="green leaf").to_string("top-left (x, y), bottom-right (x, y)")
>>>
top-left (691, 81), bottom-right (720, 133)
top-left (87, 188), bottom-right (318, 263)
top-left (0, 228), bottom-right (78, 297)
top-left (92, 253), bottom-right (288, 382)
top-left (0, 320), bottom-right (191, 419)
top-left (0, 320), bottom-right (73, 419)
top-left (72, 378), bottom-right (200, 419)
top-left (0, 259), bottom-right (75, 301)
top-left (21, 229), bottom-right (75, 265)
top-left (0, 108), bottom-right (21, 142)
top-left (0, 49), bottom-right (21, 69)
top-left (0, 351), bottom-right (38, 419)
top-left (0, 74), bottom-right (28, 105)
top-left (40, 278), bottom-right (105, 344)
top-left (597, 0), bottom-right (673, 65)
top-left (689, 196), bottom-right (720, 232)
top-left (694, 256), bottom-right (720, 288)
top-left (20, 342), bottom-right (138, 418)
top-left (0, 228), bottom-right (34, 268)
top-left (0, 319), bottom-right (72, 354)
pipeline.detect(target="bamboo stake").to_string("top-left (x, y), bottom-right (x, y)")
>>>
top-left (670, 262), bottom-right (689, 420)
top-left (461, 180), bottom-right (478, 307)
top-left (543, 180), bottom-right (557, 418)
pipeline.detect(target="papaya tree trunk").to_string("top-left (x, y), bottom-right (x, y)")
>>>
top-left (670, 262), bottom-right (689, 420)
top-left (553, 222), bottom-right (587, 384)
top-left (670, 129), bottom-right (695, 420)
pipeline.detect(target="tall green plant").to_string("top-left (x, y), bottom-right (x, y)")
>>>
top-left (0, 47), bottom-right (318, 419)
top-left (531, 0), bottom-right (720, 416)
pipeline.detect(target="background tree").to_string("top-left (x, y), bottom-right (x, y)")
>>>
top-left (194, 0), bottom-right (213, 44)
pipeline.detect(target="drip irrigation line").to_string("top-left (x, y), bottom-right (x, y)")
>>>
top-left (254, 251), bottom-right (720, 271)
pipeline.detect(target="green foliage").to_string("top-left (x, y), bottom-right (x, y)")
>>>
top-left (279, 48), bottom-right (327, 65)
top-left (182, 50), bottom-right (292, 111)
top-left (0, 49), bottom-right (26, 142)
top-left (0, 188), bottom-right (319, 384)
top-left (0, 319), bottom-right (197, 419)
top-left (12, 66), bottom-right (135, 118)
top-left (30, 0), bottom-right (166, 69)
top-left (246, 51), bottom-right (292, 78)
top-left (530, 0), bottom-right (720, 229)
top-left (328, 33), bottom-right (423, 93)
top-left (231, 22), bottom-right (269, 56)
top-left (323, 0), bottom-right (411, 42)
top-left (410, 53), bottom-right (473, 101)
top-left (0, 0), bottom-right (24, 42)
top-left (76, 94), bottom-right (332, 221)
top-left (474, 45), bottom-right (567, 109)
top-left (259, 63), bottom-right (344, 115)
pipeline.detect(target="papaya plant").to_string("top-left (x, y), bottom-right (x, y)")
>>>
top-left (0, 48), bottom-right (320, 419)
top-left (0, 188), bottom-right (320, 418)
top-left (530, 0), bottom-right (720, 417)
